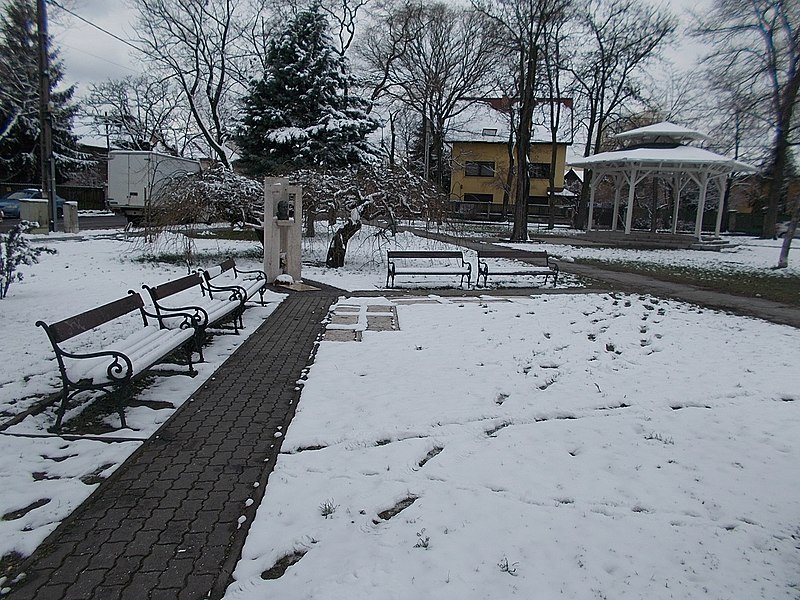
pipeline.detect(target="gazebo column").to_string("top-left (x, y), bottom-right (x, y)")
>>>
top-left (611, 174), bottom-right (622, 231)
top-left (694, 172), bottom-right (709, 240)
top-left (713, 176), bottom-right (726, 236)
top-left (624, 168), bottom-right (638, 234)
top-left (671, 174), bottom-right (682, 234)
top-left (586, 172), bottom-right (600, 231)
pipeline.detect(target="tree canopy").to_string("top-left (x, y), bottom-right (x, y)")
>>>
top-left (236, 3), bottom-right (378, 175)
top-left (0, 0), bottom-right (84, 183)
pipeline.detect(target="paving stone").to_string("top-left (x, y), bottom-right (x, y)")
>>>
top-left (119, 571), bottom-right (161, 599)
top-left (5, 294), bottom-right (337, 598)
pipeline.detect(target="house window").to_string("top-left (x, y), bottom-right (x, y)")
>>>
top-left (465, 161), bottom-right (495, 177)
top-left (482, 128), bottom-right (498, 136)
top-left (464, 193), bottom-right (493, 203)
top-left (528, 162), bottom-right (551, 179)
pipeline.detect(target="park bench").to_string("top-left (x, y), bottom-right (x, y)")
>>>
top-left (142, 273), bottom-right (246, 356)
top-left (476, 249), bottom-right (559, 287)
top-left (36, 292), bottom-right (199, 433)
top-left (386, 250), bottom-right (472, 288)
top-left (201, 258), bottom-right (270, 308)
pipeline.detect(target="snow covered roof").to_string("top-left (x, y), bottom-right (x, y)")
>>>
top-left (445, 99), bottom-right (573, 144)
top-left (570, 144), bottom-right (757, 175)
top-left (613, 121), bottom-right (708, 143)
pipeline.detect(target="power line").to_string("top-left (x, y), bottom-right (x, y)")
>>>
top-left (46, 0), bottom-right (143, 54)
top-left (58, 41), bottom-right (139, 74)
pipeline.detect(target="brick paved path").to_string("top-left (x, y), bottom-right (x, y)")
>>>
top-left (9, 292), bottom-right (337, 600)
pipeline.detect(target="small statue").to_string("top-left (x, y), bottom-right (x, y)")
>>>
top-left (276, 199), bottom-right (290, 220)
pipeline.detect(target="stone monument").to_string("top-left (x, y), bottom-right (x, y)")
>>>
top-left (263, 177), bottom-right (302, 283)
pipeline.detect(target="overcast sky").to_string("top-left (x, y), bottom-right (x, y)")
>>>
top-left (50, 0), bottom-right (139, 93)
top-left (51, 0), bottom-right (713, 95)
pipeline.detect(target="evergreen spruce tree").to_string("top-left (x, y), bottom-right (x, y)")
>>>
top-left (236, 3), bottom-right (378, 175)
top-left (0, 0), bottom-right (84, 183)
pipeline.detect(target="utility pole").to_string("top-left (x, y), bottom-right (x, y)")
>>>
top-left (37, 0), bottom-right (57, 232)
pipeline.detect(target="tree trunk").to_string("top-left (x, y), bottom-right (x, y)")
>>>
top-left (777, 194), bottom-right (799, 268)
top-left (305, 203), bottom-right (316, 238)
top-left (326, 219), bottom-right (361, 268)
top-left (511, 51), bottom-right (536, 242)
top-left (761, 67), bottom-right (800, 238)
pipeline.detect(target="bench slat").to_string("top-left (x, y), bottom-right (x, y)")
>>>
top-left (388, 251), bottom-right (464, 259)
top-left (148, 273), bottom-right (203, 300)
top-left (49, 294), bottom-right (144, 343)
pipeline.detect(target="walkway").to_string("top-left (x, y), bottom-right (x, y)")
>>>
top-left (408, 228), bottom-right (800, 329)
top-left (8, 291), bottom-right (338, 600)
top-left (7, 239), bottom-right (799, 598)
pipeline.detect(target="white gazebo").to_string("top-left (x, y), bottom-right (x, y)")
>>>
top-left (570, 122), bottom-right (758, 239)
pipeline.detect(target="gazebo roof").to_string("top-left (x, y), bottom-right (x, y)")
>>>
top-left (570, 143), bottom-right (757, 175)
top-left (576, 121), bottom-right (758, 240)
top-left (613, 121), bottom-right (708, 143)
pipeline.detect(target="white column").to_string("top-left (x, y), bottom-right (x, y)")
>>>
top-left (611, 174), bottom-right (622, 231)
top-left (694, 172), bottom-right (709, 240)
top-left (624, 168), bottom-right (637, 234)
top-left (586, 172), bottom-right (597, 231)
top-left (672, 174), bottom-right (681, 234)
top-left (713, 176), bottom-right (726, 237)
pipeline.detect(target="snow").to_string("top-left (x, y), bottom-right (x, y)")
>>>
top-left (570, 144), bottom-right (757, 173)
top-left (503, 236), bottom-right (800, 278)
top-left (223, 293), bottom-right (800, 599)
top-left (446, 99), bottom-right (573, 144)
top-left (1, 222), bottom-right (799, 598)
top-left (613, 121), bottom-right (708, 142)
top-left (0, 226), bottom-right (285, 559)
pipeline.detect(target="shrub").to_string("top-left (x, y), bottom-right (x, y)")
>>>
top-left (0, 221), bottom-right (56, 299)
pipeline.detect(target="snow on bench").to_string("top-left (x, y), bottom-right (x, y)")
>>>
top-left (386, 250), bottom-right (472, 288)
top-left (36, 292), bottom-right (198, 432)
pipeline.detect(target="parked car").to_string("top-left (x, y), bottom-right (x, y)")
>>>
top-left (776, 220), bottom-right (798, 238)
top-left (0, 188), bottom-right (66, 219)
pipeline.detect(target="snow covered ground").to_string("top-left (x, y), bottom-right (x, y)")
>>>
top-left (225, 293), bottom-right (800, 600)
top-left (301, 225), bottom-right (799, 291)
top-left (0, 227), bottom-right (283, 562)
top-left (510, 236), bottom-right (800, 278)
top-left (1, 223), bottom-right (799, 597)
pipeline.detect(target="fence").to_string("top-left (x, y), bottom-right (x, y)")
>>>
top-left (0, 183), bottom-right (106, 211)
top-left (449, 200), bottom-right (572, 223)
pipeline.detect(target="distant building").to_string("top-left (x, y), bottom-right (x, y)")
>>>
top-left (446, 98), bottom-right (573, 220)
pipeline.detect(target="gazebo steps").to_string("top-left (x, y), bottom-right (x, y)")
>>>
top-left (585, 230), bottom-right (736, 251)
top-left (691, 238), bottom-right (737, 251)
top-left (585, 230), bottom-right (696, 249)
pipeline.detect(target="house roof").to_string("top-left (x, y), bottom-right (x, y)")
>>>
top-left (445, 98), bottom-right (573, 144)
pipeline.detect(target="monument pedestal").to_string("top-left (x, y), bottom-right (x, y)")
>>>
top-left (263, 178), bottom-right (302, 283)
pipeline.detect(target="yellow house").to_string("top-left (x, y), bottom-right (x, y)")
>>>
top-left (447, 98), bottom-right (573, 218)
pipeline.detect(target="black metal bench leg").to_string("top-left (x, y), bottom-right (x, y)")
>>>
top-left (185, 341), bottom-right (197, 376)
top-left (114, 384), bottom-right (130, 429)
top-left (49, 387), bottom-right (70, 433)
top-left (194, 329), bottom-right (206, 362)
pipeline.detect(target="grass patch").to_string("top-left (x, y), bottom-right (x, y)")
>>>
top-left (183, 228), bottom-right (262, 242)
top-left (576, 259), bottom-right (800, 306)
top-left (134, 247), bottom-right (264, 266)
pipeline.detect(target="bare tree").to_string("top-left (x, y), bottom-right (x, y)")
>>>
top-left (539, 9), bottom-right (576, 229)
top-left (356, 0), bottom-right (425, 107)
top-left (291, 165), bottom-right (446, 267)
top-left (360, 2), bottom-right (496, 188)
top-left (320, 0), bottom-right (372, 56)
top-left (474, 0), bottom-right (572, 241)
top-left (84, 75), bottom-right (185, 153)
top-left (131, 0), bottom-right (248, 167)
top-left (570, 0), bottom-right (676, 229)
top-left (695, 0), bottom-right (800, 253)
